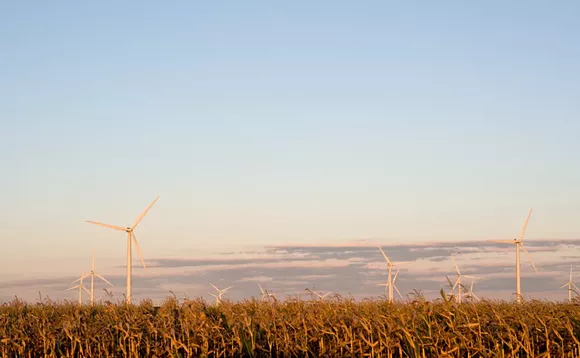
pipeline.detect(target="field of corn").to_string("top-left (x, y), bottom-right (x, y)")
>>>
top-left (2, 294), bottom-right (580, 357)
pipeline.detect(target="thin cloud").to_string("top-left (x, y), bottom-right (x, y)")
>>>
top-left (2, 239), bottom-right (580, 304)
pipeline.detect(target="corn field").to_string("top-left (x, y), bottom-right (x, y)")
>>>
top-left (2, 294), bottom-right (580, 357)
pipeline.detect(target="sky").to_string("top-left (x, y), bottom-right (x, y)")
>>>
top-left (1, 2), bottom-right (579, 301)
top-left (4, 240), bottom-right (580, 304)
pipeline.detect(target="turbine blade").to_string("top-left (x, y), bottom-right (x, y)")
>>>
top-left (95, 273), bottom-right (113, 286)
top-left (131, 233), bottom-right (146, 269)
top-left (393, 268), bottom-right (400, 283)
top-left (72, 273), bottom-right (90, 284)
top-left (393, 261), bottom-right (412, 266)
top-left (445, 276), bottom-right (454, 288)
top-left (86, 221), bottom-right (126, 231)
top-left (82, 286), bottom-right (91, 295)
top-left (452, 256), bottom-right (461, 275)
top-left (66, 286), bottom-right (79, 291)
top-left (131, 196), bottom-right (159, 229)
top-left (223, 286), bottom-right (233, 292)
top-left (463, 275), bottom-right (476, 279)
top-left (472, 293), bottom-right (479, 301)
top-left (394, 285), bottom-right (404, 299)
top-left (488, 239), bottom-right (516, 244)
top-left (92, 252), bottom-right (95, 271)
top-left (561, 283), bottom-right (569, 289)
top-left (519, 243), bottom-right (537, 274)
top-left (519, 208), bottom-right (533, 241)
top-left (377, 246), bottom-right (392, 265)
top-left (210, 283), bottom-right (219, 291)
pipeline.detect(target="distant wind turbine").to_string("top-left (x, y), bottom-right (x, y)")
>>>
top-left (209, 283), bottom-right (233, 305)
top-left (86, 196), bottom-right (159, 304)
top-left (488, 208), bottom-right (538, 303)
top-left (75, 252), bottom-right (113, 305)
top-left (305, 288), bottom-right (331, 301)
top-left (377, 246), bottom-right (409, 303)
top-left (465, 280), bottom-right (479, 302)
top-left (67, 272), bottom-right (90, 304)
top-left (561, 265), bottom-right (579, 303)
top-left (451, 256), bottom-right (475, 303)
top-left (258, 283), bottom-right (276, 301)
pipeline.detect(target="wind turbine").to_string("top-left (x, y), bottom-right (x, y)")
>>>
top-left (86, 196), bottom-right (159, 304)
top-left (465, 280), bottom-right (479, 302)
top-left (67, 272), bottom-right (90, 304)
top-left (378, 268), bottom-right (404, 301)
top-left (561, 265), bottom-right (579, 303)
top-left (305, 288), bottom-right (331, 301)
top-left (209, 283), bottom-right (233, 305)
top-left (488, 208), bottom-right (538, 303)
top-left (377, 246), bottom-right (409, 303)
top-left (75, 252), bottom-right (113, 305)
top-left (451, 256), bottom-right (475, 303)
top-left (258, 283), bottom-right (276, 301)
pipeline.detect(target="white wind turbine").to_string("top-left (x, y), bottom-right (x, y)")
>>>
top-left (488, 208), bottom-right (538, 303)
top-left (305, 288), bottom-right (331, 301)
top-left (86, 196), bottom-right (159, 304)
top-left (465, 280), bottom-right (479, 302)
top-left (67, 272), bottom-right (90, 304)
top-left (377, 246), bottom-right (409, 303)
top-left (451, 256), bottom-right (475, 303)
top-left (209, 283), bottom-right (233, 305)
top-left (75, 252), bottom-right (113, 305)
top-left (561, 265), bottom-right (579, 303)
top-left (378, 268), bottom-right (404, 301)
top-left (258, 283), bottom-right (276, 301)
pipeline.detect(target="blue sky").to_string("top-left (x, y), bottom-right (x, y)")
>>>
top-left (1, 2), bottom-right (580, 287)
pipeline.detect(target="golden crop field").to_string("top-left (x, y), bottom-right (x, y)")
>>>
top-left (2, 295), bottom-right (580, 357)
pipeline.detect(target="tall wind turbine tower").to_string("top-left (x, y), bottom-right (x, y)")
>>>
top-left (86, 196), bottom-right (159, 303)
top-left (561, 265), bottom-right (579, 303)
top-left (488, 208), bottom-right (538, 303)
top-left (75, 252), bottom-right (113, 305)
top-left (377, 246), bottom-right (408, 303)
top-left (451, 256), bottom-right (475, 304)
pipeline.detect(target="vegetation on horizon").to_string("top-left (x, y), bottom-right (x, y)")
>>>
top-left (2, 293), bottom-right (580, 357)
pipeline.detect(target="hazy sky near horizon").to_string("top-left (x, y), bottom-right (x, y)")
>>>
top-left (1, 2), bottom-right (580, 278)
top-left (3, 239), bottom-right (580, 304)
